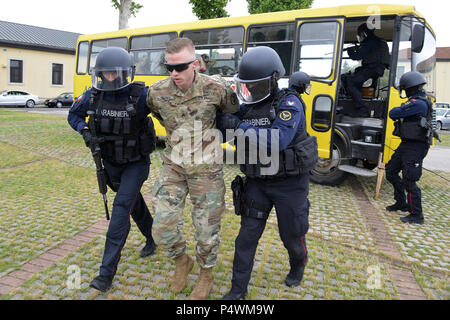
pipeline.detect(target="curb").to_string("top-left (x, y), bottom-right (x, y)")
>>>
top-left (349, 177), bottom-right (427, 300)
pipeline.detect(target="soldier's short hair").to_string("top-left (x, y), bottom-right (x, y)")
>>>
top-left (166, 37), bottom-right (195, 55)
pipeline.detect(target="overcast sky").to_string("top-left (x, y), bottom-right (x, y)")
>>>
top-left (1, 0), bottom-right (449, 47)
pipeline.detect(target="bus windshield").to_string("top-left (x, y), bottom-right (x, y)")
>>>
top-left (414, 26), bottom-right (436, 96)
top-left (396, 17), bottom-right (436, 96)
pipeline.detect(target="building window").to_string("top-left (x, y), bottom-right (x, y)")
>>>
top-left (52, 63), bottom-right (64, 85)
top-left (10, 59), bottom-right (23, 83)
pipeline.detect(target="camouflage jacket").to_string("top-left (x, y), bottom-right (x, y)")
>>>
top-left (147, 71), bottom-right (239, 174)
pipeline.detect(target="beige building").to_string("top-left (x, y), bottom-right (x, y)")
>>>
top-left (0, 21), bottom-right (81, 101)
top-left (436, 47), bottom-right (450, 103)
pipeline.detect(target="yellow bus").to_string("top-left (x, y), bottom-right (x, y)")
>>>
top-left (73, 4), bottom-right (436, 186)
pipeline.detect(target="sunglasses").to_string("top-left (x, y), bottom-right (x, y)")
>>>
top-left (164, 60), bottom-right (195, 73)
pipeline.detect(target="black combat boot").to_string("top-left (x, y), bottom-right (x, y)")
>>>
top-left (90, 275), bottom-right (113, 292)
top-left (386, 202), bottom-right (409, 212)
top-left (140, 240), bottom-right (156, 258)
top-left (285, 258), bottom-right (307, 287)
top-left (222, 289), bottom-right (247, 300)
top-left (400, 213), bottom-right (424, 224)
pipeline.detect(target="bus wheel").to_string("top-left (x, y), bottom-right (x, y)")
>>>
top-left (310, 138), bottom-right (349, 186)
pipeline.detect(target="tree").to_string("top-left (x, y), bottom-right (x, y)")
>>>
top-left (111, 0), bottom-right (143, 30)
top-left (247, 0), bottom-right (313, 14)
top-left (189, 0), bottom-right (230, 20)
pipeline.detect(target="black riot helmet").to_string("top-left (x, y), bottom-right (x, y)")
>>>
top-left (288, 71), bottom-right (312, 95)
top-left (357, 23), bottom-right (374, 43)
top-left (234, 46), bottom-right (285, 104)
top-left (92, 47), bottom-right (135, 91)
top-left (398, 71), bottom-right (426, 98)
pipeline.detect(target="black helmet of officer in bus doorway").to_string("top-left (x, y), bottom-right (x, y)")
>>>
top-left (92, 47), bottom-right (135, 91)
top-left (357, 23), bottom-right (374, 43)
top-left (398, 71), bottom-right (426, 98)
top-left (234, 46), bottom-right (285, 104)
top-left (288, 71), bottom-right (312, 95)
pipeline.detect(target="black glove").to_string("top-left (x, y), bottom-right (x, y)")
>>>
top-left (216, 111), bottom-right (242, 130)
top-left (81, 128), bottom-right (93, 148)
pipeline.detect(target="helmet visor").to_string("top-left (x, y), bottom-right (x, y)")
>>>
top-left (305, 83), bottom-right (312, 95)
top-left (234, 75), bottom-right (272, 104)
top-left (398, 88), bottom-right (407, 99)
top-left (92, 67), bottom-right (134, 91)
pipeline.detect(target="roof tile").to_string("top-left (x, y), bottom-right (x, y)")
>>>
top-left (0, 20), bottom-right (81, 52)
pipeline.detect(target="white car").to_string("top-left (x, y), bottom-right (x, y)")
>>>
top-left (435, 102), bottom-right (450, 109)
top-left (0, 90), bottom-right (40, 108)
top-left (436, 108), bottom-right (450, 131)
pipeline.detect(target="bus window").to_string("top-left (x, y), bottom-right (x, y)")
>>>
top-left (296, 22), bottom-right (339, 79)
top-left (413, 27), bottom-right (436, 96)
top-left (130, 32), bottom-right (177, 75)
top-left (77, 41), bottom-right (89, 74)
top-left (89, 37), bottom-right (127, 73)
top-left (182, 27), bottom-right (244, 76)
top-left (247, 23), bottom-right (295, 75)
top-left (312, 95), bottom-right (333, 131)
top-left (396, 17), bottom-right (413, 87)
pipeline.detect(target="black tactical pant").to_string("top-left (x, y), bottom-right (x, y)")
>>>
top-left (386, 141), bottom-right (429, 216)
top-left (99, 156), bottom-right (154, 278)
top-left (230, 174), bottom-right (310, 294)
top-left (346, 65), bottom-right (385, 109)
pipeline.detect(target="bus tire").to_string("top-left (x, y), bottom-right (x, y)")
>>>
top-left (310, 136), bottom-right (349, 186)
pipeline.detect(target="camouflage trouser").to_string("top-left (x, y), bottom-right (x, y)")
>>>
top-left (152, 163), bottom-right (225, 268)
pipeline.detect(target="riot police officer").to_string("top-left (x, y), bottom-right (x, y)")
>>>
top-left (385, 71), bottom-right (432, 224)
top-left (345, 23), bottom-right (390, 117)
top-left (68, 47), bottom-right (157, 292)
top-left (216, 46), bottom-right (318, 300)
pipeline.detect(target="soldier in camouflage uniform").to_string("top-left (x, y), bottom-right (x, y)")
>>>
top-left (146, 37), bottom-right (239, 300)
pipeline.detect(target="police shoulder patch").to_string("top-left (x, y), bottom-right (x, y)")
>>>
top-left (279, 110), bottom-right (292, 121)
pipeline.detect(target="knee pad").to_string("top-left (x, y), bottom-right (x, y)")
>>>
top-left (113, 196), bottom-right (133, 210)
top-left (404, 164), bottom-right (422, 182)
top-left (404, 180), bottom-right (418, 193)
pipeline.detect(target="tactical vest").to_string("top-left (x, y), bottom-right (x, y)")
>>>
top-left (239, 90), bottom-right (318, 178)
top-left (393, 96), bottom-right (432, 143)
top-left (362, 37), bottom-right (391, 69)
top-left (89, 82), bottom-right (156, 164)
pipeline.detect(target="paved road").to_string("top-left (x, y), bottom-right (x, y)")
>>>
top-left (1, 106), bottom-right (69, 117)
top-left (423, 146), bottom-right (450, 173)
top-left (29, 106), bottom-right (69, 117)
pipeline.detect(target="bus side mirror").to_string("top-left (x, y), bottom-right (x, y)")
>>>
top-left (412, 24), bottom-right (425, 53)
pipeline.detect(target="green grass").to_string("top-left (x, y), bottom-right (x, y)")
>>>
top-left (436, 132), bottom-right (450, 147)
top-left (0, 142), bottom-right (45, 168)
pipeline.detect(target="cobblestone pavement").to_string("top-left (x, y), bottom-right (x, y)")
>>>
top-left (0, 110), bottom-right (448, 300)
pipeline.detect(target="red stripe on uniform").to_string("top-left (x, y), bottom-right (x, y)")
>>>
top-left (300, 236), bottom-right (307, 265)
top-left (409, 192), bottom-right (414, 214)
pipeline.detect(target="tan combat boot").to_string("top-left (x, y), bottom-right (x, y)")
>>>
top-left (188, 267), bottom-right (213, 300)
top-left (171, 254), bottom-right (194, 293)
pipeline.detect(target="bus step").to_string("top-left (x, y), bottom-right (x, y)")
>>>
top-left (338, 165), bottom-right (377, 177)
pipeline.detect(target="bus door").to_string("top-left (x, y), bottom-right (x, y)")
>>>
top-left (294, 18), bottom-right (344, 159)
